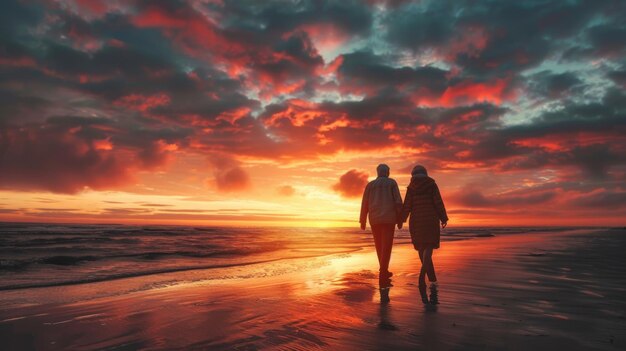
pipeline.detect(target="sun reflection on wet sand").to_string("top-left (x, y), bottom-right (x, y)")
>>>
top-left (0, 228), bottom-right (624, 350)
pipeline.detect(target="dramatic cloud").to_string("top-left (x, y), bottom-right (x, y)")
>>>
top-left (333, 170), bottom-right (369, 198)
top-left (0, 122), bottom-right (130, 193)
top-left (0, 115), bottom-right (187, 193)
top-left (452, 188), bottom-right (556, 208)
top-left (214, 167), bottom-right (251, 193)
top-left (208, 156), bottom-right (251, 193)
top-left (0, 0), bottom-right (624, 224)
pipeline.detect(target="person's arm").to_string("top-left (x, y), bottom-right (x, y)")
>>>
top-left (433, 183), bottom-right (449, 227)
top-left (400, 187), bottom-right (413, 223)
top-left (359, 183), bottom-right (370, 230)
top-left (392, 181), bottom-right (403, 229)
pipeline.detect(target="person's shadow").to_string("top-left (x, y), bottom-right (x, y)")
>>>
top-left (378, 288), bottom-right (398, 330)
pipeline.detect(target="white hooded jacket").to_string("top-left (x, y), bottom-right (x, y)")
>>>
top-left (359, 168), bottom-right (403, 225)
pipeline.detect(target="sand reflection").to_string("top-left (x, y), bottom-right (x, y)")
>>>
top-left (1, 229), bottom-right (624, 350)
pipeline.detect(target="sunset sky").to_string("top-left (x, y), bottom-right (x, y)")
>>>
top-left (0, 0), bottom-right (624, 226)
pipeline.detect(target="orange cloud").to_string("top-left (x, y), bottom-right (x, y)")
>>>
top-left (213, 167), bottom-right (250, 192)
top-left (440, 78), bottom-right (516, 106)
top-left (208, 156), bottom-right (251, 193)
top-left (114, 93), bottom-right (171, 112)
top-left (333, 169), bottom-right (369, 198)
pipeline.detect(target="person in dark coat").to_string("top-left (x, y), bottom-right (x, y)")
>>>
top-left (400, 165), bottom-right (448, 300)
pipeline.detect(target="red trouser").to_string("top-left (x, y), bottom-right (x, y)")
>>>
top-left (371, 223), bottom-right (395, 273)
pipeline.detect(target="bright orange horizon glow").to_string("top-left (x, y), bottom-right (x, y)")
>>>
top-left (1, 157), bottom-right (622, 227)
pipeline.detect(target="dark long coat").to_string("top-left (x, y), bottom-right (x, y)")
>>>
top-left (401, 176), bottom-right (448, 250)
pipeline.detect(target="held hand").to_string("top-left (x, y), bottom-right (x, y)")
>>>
top-left (360, 222), bottom-right (366, 230)
top-left (397, 222), bottom-right (403, 230)
top-left (441, 221), bottom-right (447, 229)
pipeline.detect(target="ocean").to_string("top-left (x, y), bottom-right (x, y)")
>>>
top-left (0, 222), bottom-right (585, 291)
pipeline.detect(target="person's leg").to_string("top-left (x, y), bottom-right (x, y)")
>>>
top-left (427, 248), bottom-right (437, 283)
top-left (371, 224), bottom-right (383, 269)
top-left (418, 283), bottom-right (429, 304)
top-left (418, 248), bottom-right (426, 287)
top-left (380, 224), bottom-right (395, 274)
top-left (420, 247), bottom-right (434, 286)
top-left (418, 246), bottom-right (437, 282)
top-left (417, 249), bottom-right (429, 304)
top-left (374, 224), bottom-right (393, 288)
top-left (419, 247), bottom-right (433, 286)
top-left (425, 246), bottom-right (438, 304)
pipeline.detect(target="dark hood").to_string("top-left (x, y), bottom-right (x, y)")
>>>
top-left (408, 176), bottom-right (435, 193)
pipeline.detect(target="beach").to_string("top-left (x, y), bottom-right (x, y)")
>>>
top-left (1, 227), bottom-right (625, 350)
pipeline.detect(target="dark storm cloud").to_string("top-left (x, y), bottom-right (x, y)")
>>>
top-left (0, 89), bottom-right (50, 125)
top-left (385, 1), bottom-right (456, 50)
top-left (43, 42), bottom-right (172, 78)
top-left (451, 177), bottom-right (626, 214)
top-left (528, 71), bottom-right (583, 99)
top-left (471, 89), bottom-right (624, 178)
top-left (573, 191), bottom-right (626, 209)
top-left (0, 0), bottom-right (624, 205)
top-left (586, 23), bottom-right (626, 57)
top-left (120, 0), bottom-right (344, 100)
top-left (274, 32), bottom-right (324, 68)
top-left (424, 87), bottom-right (626, 176)
top-left (214, 0), bottom-right (373, 36)
top-left (385, 0), bottom-right (624, 75)
top-left (498, 145), bottom-right (624, 180)
top-left (607, 68), bottom-right (626, 88)
top-left (337, 51), bottom-right (448, 97)
top-left (562, 21), bottom-right (626, 61)
top-left (0, 113), bottom-right (192, 193)
top-left (0, 0), bottom-right (43, 36)
top-left (0, 120), bottom-right (129, 193)
top-left (507, 88), bottom-right (626, 138)
top-left (453, 188), bottom-right (557, 208)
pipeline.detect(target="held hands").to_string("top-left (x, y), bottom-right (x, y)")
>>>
top-left (441, 220), bottom-right (448, 229)
top-left (360, 222), bottom-right (366, 230)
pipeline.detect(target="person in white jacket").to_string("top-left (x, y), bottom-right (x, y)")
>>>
top-left (359, 164), bottom-right (403, 285)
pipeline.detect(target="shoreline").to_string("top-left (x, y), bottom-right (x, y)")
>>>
top-left (1, 228), bottom-right (624, 350)
top-left (0, 228), bottom-right (587, 306)
top-left (1, 225), bottom-right (606, 293)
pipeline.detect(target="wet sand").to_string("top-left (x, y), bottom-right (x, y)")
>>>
top-left (1, 228), bottom-right (625, 350)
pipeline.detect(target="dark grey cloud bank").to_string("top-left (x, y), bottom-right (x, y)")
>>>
top-left (0, 0), bottom-right (623, 211)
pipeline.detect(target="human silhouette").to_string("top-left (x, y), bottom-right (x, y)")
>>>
top-left (360, 164), bottom-right (403, 289)
top-left (400, 165), bottom-right (448, 303)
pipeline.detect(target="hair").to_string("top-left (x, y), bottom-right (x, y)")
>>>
top-left (411, 165), bottom-right (428, 176)
top-left (377, 163), bottom-right (390, 177)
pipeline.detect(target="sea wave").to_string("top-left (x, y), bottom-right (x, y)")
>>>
top-left (0, 222), bottom-right (587, 290)
top-left (0, 249), bottom-right (366, 291)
